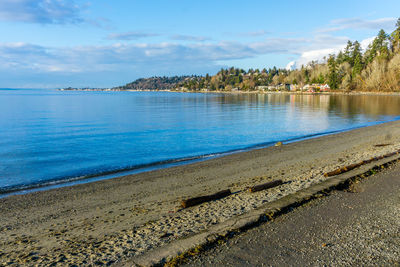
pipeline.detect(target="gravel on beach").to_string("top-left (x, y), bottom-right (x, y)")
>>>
top-left (183, 160), bottom-right (400, 266)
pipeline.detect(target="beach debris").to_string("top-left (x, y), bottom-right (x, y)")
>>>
top-left (324, 162), bottom-right (364, 177)
top-left (374, 143), bottom-right (392, 147)
top-left (159, 232), bottom-right (173, 238)
top-left (346, 181), bottom-right (365, 193)
top-left (249, 180), bottom-right (283, 193)
top-left (181, 189), bottom-right (232, 208)
top-left (324, 149), bottom-right (400, 177)
top-left (274, 141), bottom-right (283, 147)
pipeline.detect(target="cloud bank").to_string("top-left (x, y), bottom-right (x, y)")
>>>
top-left (0, 34), bottom-right (359, 87)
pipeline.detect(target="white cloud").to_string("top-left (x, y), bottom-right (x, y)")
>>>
top-left (0, 0), bottom-right (82, 24)
top-left (286, 61), bottom-right (296, 70)
top-left (170, 35), bottom-right (210, 41)
top-left (317, 17), bottom-right (397, 33)
top-left (241, 30), bottom-right (270, 37)
top-left (295, 48), bottom-right (341, 67)
top-left (107, 32), bottom-right (159, 41)
top-left (360, 36), bottom-right (375, 50)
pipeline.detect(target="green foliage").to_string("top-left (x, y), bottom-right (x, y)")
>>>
top-left (352, 53), bottom-right (363, 78)
top-left (327, 55), bottom-right (339, 89)
top-left (391, 18), bottom-right (400, 51)
top-left (115, 76), bottom-right (195, 90)
top-left (365, 29), bottom-right (390, 64)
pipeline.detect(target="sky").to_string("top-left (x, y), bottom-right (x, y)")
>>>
top-left (0, 0), bottom-right (399, 88)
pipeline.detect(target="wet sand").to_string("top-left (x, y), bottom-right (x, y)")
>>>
top-left (1, 120), bottom-right (400, 265)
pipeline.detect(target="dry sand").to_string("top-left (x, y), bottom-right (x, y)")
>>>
top-left (182, 156), bottom-right (400, 266)
top-left (1, 120), bottom-right (400, 265)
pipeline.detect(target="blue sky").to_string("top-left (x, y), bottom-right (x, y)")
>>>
top-left (0, 0), bottom-right (399, 88)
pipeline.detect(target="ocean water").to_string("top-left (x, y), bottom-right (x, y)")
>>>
top-left (1, 88), bottom-right (400, 194)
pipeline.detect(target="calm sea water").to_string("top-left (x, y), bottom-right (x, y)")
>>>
top-left (1, 88), bottom-right (400, 193)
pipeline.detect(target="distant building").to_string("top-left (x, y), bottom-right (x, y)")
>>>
top-left (255, 86), bottom-right (269, 91)
top-left (290, 84), bottom-right (300, 91)
top-left (301, 83), bottom-right (330, 92)
top-left (320, 84), bottom-right (330, 92)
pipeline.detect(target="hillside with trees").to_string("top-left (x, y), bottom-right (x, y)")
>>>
top-left (114, 76), bottom-right (200, 90)
top-left (174, 18), bottom-right (400, 92)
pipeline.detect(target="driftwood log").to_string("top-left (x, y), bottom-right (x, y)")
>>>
top-left (181, 189), bottom-right (232, 208)
top-left (249, 180), bottom-right (283, 193)
top-left (324, 149), bottom-right (400, 177)
top-left (374, 143), bottom-right (392, 147)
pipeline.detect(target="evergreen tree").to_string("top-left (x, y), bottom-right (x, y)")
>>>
top-left (351, 41), bottom-right (362, 63)
top-left (318, 73), bottom-right (325, 84)
top-left (365, 29), bottom-right (389, 64)
top-left (327, 55), bottom-right (339, 89)
top-left (391, 18), bottom-right (400, 51)
top-left (303, 67), bottom-right (310, 84)
top-left (351, 41), bottom-right (363, 78)
top-left (336, 51), bottom-right (345, 64)
top-left (352, 53), bottom-right (363, 78)
top-left (343, 41), bottom-right (353, 65)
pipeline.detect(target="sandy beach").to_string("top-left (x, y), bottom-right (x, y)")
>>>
top-left (1, 120), bottom-right (400, 265)
top-left (183, 155), bottom-right (400, 266)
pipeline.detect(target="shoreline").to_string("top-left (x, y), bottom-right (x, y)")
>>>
top-left (59, 88), bottom-right (400, 96)
top-left (2, 120), bottom-right (388, 198)
top-left (2, 120), bottom-right (400, 265)
top-left (172, 89), bottom-right (400, 96)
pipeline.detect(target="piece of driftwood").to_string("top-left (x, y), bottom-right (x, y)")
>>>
top-left (324, 149), bottom-right (400, 177)
top-left (324, 162), bottom-right (363, 177)
top-left (181, 189), bottom-right (232, 208)
top-left (374, 143), bottom-right (392, 147)
top-left (249, 180), bottom-right (283, 193)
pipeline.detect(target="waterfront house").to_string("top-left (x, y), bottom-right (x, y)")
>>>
top-left (302, 84), bottom-right (312, 91)
top-left (290, 84), bottom-right (300, 91)
top-left (320, 84), bottom-right (330, 92)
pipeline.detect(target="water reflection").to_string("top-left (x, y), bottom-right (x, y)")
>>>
top-left (213, 93), bottom-right (400, 119)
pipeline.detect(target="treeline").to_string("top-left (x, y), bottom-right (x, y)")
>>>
top-left (175, 67), bottom-right (290, 91)
top-left (176, 18), bottom-right (400, 92)
top-left (114, 76), bottom-right (200, 90)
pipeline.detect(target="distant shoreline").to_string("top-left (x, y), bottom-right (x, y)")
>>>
top-left (59, 87), bottom-right (400, 96)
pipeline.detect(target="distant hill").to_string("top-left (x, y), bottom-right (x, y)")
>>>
top-left (114, 76), bottom-right (200, 90)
